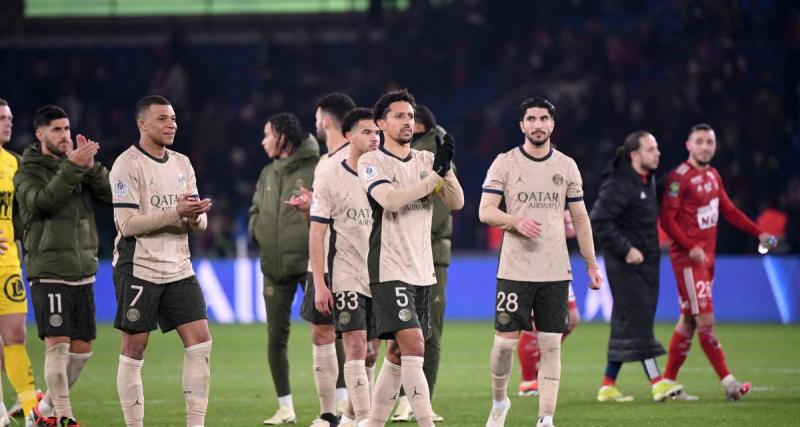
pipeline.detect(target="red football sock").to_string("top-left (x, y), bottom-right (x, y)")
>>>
top-left (664, 326), bottom-right (693, 381)
top-left (518, 331), bottom-right (539, 382)
top-left (697, 326), bottom-right (731, 380)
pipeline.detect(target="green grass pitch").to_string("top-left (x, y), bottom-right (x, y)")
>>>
top-left (10, 322), bottom-right (800, 426)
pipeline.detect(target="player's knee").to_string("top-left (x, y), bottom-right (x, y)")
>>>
top-left (3, 327), bottom-right (26, 345)
top-left (122, 342), bottom-right (147, 360)
top-left (311, 325), bottom-right (335, 345)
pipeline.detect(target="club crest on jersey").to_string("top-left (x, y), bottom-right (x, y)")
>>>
top-left (113, 180), bottom-right (129, 197)
top-left (338, 311), bottom-right (351, 325)
top-left (126, 308), bottom-right (141, 322)
top-left (398, 308), bottom-right (413, 322)
top-left (362, 164), bottom-right (379, 181)
top-left (552, 174), bottom-right (564, 186)
top-left (668, 181), bottom-right (680, 197)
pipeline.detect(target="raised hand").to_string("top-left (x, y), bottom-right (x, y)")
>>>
top-left (285, 187), bottom-right (313, 212)
top-left (176, 194), bottom-right (212, 220)
top-left (432, 134), bottom-right (455, 177)
top-left (67, 134), bottom-right (99, 168)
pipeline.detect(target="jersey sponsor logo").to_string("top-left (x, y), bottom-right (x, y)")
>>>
top-left (3, 274), bottom-right (25, 302)
top-left (398, 308), bottom-right (413, 322)
top-left (49, 313), bottom-right (63, 327)
top-left (697, 197), bottom-right (719, 230)
top-left (552, 173), bottom-right (564, 186)
top-left (346, 208), bottom-right (373, 226)
top-left (361, 164), bottom-right (379, 181)
top-left (516, 191), bottom-right (561, 210)
top-left (668, 181), bottom-right (680, 197)
top-left (404, 198), bottom-right (431, 212)
top-left (150, 193), bottom-right (183, 210)
top-left (113, 180), bottom-right (129, 197)
top-left (690, 175), bottom-right (703, 185)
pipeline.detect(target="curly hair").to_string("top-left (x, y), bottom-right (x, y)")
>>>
top-left (268, 112), bottom-right (307, 155)
top-left (341, 107), bottom-right (374, 137)
top-left (372, 89), bottom-right (416, 122)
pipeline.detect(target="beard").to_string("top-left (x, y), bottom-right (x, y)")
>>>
top-left (316, 128), bottom-right (326, 143)
top-left (692, 154), bottom-right (711, 166)
top-left (526, 130), bottom-right (550, 146)
top-left (44, 138), bottom-right (68, 156)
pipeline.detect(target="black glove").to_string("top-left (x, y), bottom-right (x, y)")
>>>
top-left (433, 134), bottom-right (455, 177)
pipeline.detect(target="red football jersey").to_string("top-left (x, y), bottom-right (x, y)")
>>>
top-left (660, 162), bottom-right (762, 265)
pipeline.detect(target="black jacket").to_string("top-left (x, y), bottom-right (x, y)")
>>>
top-left (590, 154), bottom-right (664, 361)
top-left (590, 155), bottom-right (659, 261)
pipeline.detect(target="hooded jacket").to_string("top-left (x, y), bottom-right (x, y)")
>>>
top-left (249, 135), bottom-right (320, 280)
top-left (590, 154), bottom-right (659, 261)
top-left (14, 142), bottom-right (112, 281)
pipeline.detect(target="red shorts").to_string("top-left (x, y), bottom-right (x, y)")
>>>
top-left (672, 263), bottom-right (715, 316)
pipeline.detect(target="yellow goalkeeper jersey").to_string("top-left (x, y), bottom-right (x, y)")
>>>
top-left (0, 147), bottom-right (20, 268)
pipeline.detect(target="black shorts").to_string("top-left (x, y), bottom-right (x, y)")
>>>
top-left (333, 291), bottom-right (377, 340)
top-left (31, 282), bottom-right (96, 341)
top-left (113, 269), bottom-right (207, 334)
top-left (301, 273), bottom-right (334, 325)
top-left (371, 281), bottom-right (431, 340)
top-left (494, 279), bottom-right (569, 333)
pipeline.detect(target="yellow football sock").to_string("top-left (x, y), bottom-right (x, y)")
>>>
top-left (4, 344), bottom-right (37, 415)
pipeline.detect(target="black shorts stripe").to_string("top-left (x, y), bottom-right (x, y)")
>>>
top-left (114, 236), bottom-right (136, 276)
top-left (310, 216), bottom-right (332, 224)
top-left (482, 188), bottom-right (504, 195)
top-left (327, 220), bottom-right (337, 286)
top-left (367, 179), bottom-right (390, 195)
top-left (367, 195), bottom-right (383, 284)
top-left (113, 203), bottom-right (139, 209)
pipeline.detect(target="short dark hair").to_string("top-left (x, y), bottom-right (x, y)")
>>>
top-left (616, 131), bottom-right (651, 164)
top-left (33, 105), bottom-right (68, 129)
top-left (341, 108), bottom-right (375, 136)
top-left (136, 95), bottom-right (171, 120)
top-left (0, 99), bottom-right (7, 107)
top-left (268, 112), bottom-right (307, 155)
top-left (316, 93), bottom-right (356, 125)
top-left (414, 105), bottom-right (436, 132)
top-left (518, 97), bottom-right (556, 121)
top-left (373, 89), bottom-right (416, 122)
top-left (689, 123), bottom-right (714, 135)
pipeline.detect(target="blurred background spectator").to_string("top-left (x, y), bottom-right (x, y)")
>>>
top-left (1, 0), bottom-right (797, 257)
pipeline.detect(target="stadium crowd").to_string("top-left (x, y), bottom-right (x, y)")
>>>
top-left (0, 0), bottom-right (798, 257)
